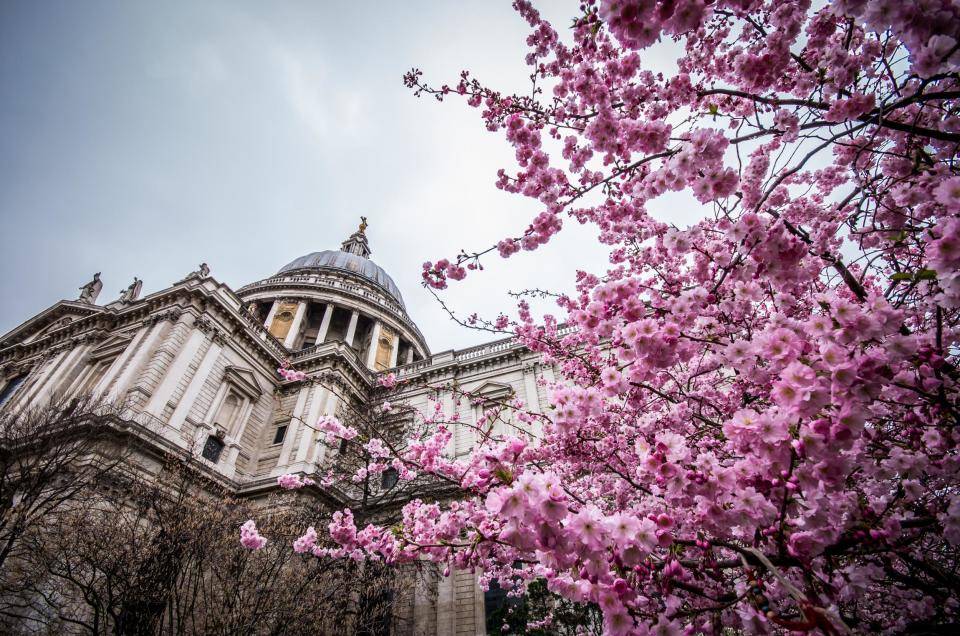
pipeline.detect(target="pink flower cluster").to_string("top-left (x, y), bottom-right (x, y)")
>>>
top-left (277, 367), bottom-right (307, 382)
top-left (306, 0), bottom-right (960, 632)
top-left (239, 519), bottom-right (267, 550)
top-left (316, 415), bottom-right (358, 445)
top-left (277, 473), bottom-right (315, 490)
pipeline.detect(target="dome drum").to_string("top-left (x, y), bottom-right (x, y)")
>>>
top-left (279, 250), bottom-right (406, 310)
top-left (235, 226), bottom-right (428, 372)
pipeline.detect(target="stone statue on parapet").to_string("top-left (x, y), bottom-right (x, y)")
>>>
top-left (196, 262), bottom-right (210, 277)
top-left (119, 277), bottom-right (143, 303)
top-left (359, 216), bottom-right (368, 233)
top-left (78, 273), bottom-right (103, 304)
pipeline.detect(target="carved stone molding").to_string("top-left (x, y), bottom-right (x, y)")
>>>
top-left (194, 317), bottom-right (216, 335)
top-left (147, 309), bottom-right (182, 326)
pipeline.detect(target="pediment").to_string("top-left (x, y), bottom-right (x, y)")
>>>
top-left (0, 301), bottom-right (105, 348)
top-left (223, 366), bottom-right (263, 399)
top-left (472, 381), bottom-right (515, 399)
top-left (89, 333), bottom-right (134, 360)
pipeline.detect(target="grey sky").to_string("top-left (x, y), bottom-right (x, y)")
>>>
top-left (1, 1), bottom-right (687, 352)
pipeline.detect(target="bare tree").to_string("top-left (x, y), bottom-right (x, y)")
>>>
top-left (0, 452), bottom-right (429, 636)
top-left (0, 396), bottom-right (133, 573)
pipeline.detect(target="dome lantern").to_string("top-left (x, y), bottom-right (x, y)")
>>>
top-left (340, 216), bottom-right (371, 258)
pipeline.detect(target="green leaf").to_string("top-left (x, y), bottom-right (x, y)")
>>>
top-left (915, 268), bottom-right (937, 280)
top-left (891, 272), bottom-right (912, 281)
top-left (708, 103), bottom-right (719, 115)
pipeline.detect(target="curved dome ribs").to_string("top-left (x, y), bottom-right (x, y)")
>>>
top-left (279, 250), bottom-right (405, 310)
top-left (236, 223), bottom-right (428, 372)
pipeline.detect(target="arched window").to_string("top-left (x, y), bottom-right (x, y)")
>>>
top-left (215, 393), bottom-right (242, 432)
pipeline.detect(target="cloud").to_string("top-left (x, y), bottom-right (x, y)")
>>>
top-left (272, 41), bottom-right (330, 139)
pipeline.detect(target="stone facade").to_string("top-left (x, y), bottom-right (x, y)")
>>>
top-left (0, 226), bottom-right (556, 635)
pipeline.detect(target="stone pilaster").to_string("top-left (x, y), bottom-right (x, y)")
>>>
top-left (294, 384), bottom-right (326, 464)
top-left (92, 328), bottom-right (148, 396)
top-left (144, 316), bottom-right (205, 418)
top-left (166, 339), bottom-right (223, 431)
top-left (32, 342), bottom-right (90, 405)
top-left (275, 386), bottom-right (309, 470)
top-left (108, 318), bottom-right (170, 402)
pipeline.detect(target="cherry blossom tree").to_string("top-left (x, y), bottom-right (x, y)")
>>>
top-left (280, 1), bottom-right (960, 633)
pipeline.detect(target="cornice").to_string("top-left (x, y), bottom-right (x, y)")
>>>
top-left (0, 279), bottom-right (288, 371)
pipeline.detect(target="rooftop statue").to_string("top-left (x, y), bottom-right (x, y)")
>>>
top-left (77, 272), bottom-right (102, 304)
top-left (118, 277), bottom-right (143, 304)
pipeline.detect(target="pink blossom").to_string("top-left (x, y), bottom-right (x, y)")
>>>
top-left (278, 473), bottom-right (315, 490)
top-left (240, 520), bottom-right (267, 550)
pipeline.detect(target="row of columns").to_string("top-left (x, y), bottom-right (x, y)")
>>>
top-left (144, 314), bottom-right (203, 417)
top-left (263, 299), bottom-right (414, 370)
top-left (265, 301), bottom-right (358, 349)
top-left (12, 314), bottom-right (175, 410)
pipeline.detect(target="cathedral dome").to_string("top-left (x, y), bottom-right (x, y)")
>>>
top-left (278, 250), bottom-right (405, 309)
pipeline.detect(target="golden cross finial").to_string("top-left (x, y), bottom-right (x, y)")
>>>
top-left (359, 216), bottom-right (368, 233)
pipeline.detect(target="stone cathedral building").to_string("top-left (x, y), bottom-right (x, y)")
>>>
top-left (0, 221), bottom-right (555, 635)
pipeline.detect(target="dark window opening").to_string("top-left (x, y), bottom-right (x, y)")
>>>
top-left (298, 303), bottom-right (326, 349)
top-left (352, 314), bottom-right (375, 359)
top-left (339, 437), bottom-right (349, 454)
top-left (0, 374), bottom-right (27, 408)
top-left (325, 306), bottom-right (353, 343)
top-left (397, 340), bottom-right (412, 366)
top-left (201, 435), bottom-right (225, 463)
top-left (484, 577), bottom-right (523, 633)
top-left (250, 301), bottom-right (272, 322)
top-left (272, 425), bottom-right (288, 445)
top-left (381, 467), bottom-right (399, 490)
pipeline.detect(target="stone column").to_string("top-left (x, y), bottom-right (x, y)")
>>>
top-left (472, 573), bottom-right (486, 636)
top-left (522, 363), bottom-right (541, 414)
top-left (92, 327), bottom-right (149, 396)
top-left (365, 321), bottom-right (382, 369)
top-left (144, 321), bottom-right (206, 418)
top-left (15, 350), bottom-right (67, 407)
top-left (263, 301), bottom-right (278, 329)
top-left (166, 339), bottom-right (223, 431)
top-left (388, 332), bottom-right (400, 368)
top-left (32, 343), bottom-right (90, 405)
top-left (413, 564), bottom-right (439, 636)
top-left (276, 386), bottom-right (309, 469)
top-left (543, 364), bottom-right (556, 385)
top-left (442, 389), bottom-right (457, 458)
top-left (316, 304), bottom-right (334, 343)
top-left (294, 384), bottom-right (326, 465)
top-left (221, 442), bottom-right (242, 478)
top-left (310, 390), bottom-right (338, 465)
top-left (435, 570), bottom-right (456, 635)
top-left (405, 347), bottom-right (415, 365)
top-left (108, 319), bottom-right (169, 402)
top-left (283, 302), bottom-right (308, 349)
top-left (344, 310), bottom-right (359, 346)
